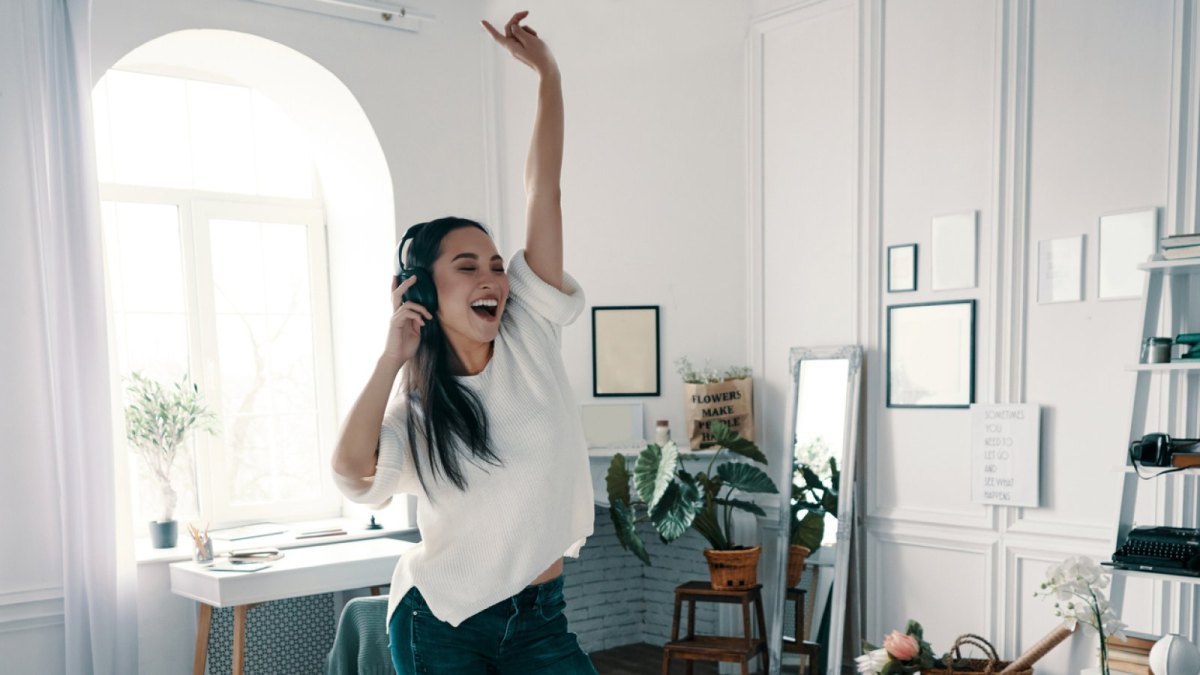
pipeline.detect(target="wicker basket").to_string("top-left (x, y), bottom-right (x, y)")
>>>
top-left (786, 545), bottom-right (811, 588)
top-left (927, 634), bottom-right (1033, 675)
top-left (703, 545), bottom-right (761, 589)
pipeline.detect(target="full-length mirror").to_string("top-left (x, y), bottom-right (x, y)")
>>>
top-left (768, 345), bottom-right (863, 675)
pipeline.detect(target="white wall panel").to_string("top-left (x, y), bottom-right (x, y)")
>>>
top-left (758, 2), bottom-right (858, 458)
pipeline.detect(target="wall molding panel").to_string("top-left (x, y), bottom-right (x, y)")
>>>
top-left (0, 586), bottom-right (64, 635)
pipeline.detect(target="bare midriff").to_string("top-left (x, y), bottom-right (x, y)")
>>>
top-left (529, 557), bottom-right (563, 585)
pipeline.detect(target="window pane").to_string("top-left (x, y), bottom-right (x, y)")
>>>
top-left (105, 71), bottom-right (192, 189)
top-left (92, 78), bottom-right (114, 184)
top-left (252, 91), bottom-right (314, 199)
top-left (111, 202), bottom-right (187, 314)
top-left (188, 80), bottom-right (256, 194)
top-left (209, 218), bottom-right (323, 507)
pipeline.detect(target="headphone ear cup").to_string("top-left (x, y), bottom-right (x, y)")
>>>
top-left (401, 267), bottom-right (438, 314)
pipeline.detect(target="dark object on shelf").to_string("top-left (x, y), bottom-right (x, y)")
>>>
top-left (149, 519), bottom-right (178, 549)
top-left (1111, 526), bottom-right (1200, 576)
top-left (367, 515), bottom-right (382, 530)
top-left (1178, 333), bottom-right (1200, 359)
top-left (1141, 337), bottom-right (1173, 364)
top-left (661, 581), bottom-right (767, 675)
top-left (1129, 433), bottom-right (1200, 468)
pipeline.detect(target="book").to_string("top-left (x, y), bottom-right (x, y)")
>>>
top-left (1162, 244), bottom-right (1200, 260)
top-left (229, 547), bottom-right (284, 562)
top-left (1162, 233), bottom-right (1200, 248)
top-left (1173, 453), bottom-right (1200, 468)
top-left (1108, 631), bottom-right (1158, 652)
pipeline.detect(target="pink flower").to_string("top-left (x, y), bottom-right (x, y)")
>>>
top-left (883, 631), bottom-right (920, 661)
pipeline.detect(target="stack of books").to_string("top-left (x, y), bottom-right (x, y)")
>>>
top-left (1161, 233), bottom-right (1200, 260)
top-left (1106, 632), bottom-right (1157, 674)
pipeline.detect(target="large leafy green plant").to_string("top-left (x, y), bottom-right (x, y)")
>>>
top-left (606, 420), bottom-right (778, 564)
top-left (790, 455), bottom-right (840, 552)
top-left (124, 371), bottom-right (217, 522)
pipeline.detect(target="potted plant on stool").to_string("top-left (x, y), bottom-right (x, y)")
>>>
top-left (606, 420), bottom-right (778, 589)
top-left (787, 454), bottom-right (840, 587)
top-left (123, 371), bottom-right (217, 548)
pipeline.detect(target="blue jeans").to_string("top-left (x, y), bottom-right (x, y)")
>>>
top-left (388, 573), bottom-right (598, 674)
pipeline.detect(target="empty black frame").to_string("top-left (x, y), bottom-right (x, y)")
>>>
top-left (886, 300), bottom-right (976, 408)
top-left (887, 243), bottom-right (918, 293)
top-left (591, 306), bottom-right (660, 397)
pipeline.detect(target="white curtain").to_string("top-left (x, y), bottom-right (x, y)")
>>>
top-left (0, 1), bottom-right (138, 673)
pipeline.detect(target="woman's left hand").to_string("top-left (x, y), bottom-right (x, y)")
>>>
top-left (482, 11), bottom-right (558, 77)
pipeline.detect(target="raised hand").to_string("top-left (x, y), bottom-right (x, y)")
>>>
top-left (384, 275), bottom-right (433, 366)
top-left (481, 11), bottom-right (558, 77)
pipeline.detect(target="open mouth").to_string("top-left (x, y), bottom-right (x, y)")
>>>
top-left (470, 299), bottom-right (499, 320)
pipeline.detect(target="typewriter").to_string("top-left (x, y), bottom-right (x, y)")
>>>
top-left (1111, 526), bottom-right (1200, 576)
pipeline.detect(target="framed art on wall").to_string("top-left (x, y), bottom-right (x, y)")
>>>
top-left (592, 306), bottom-right (660, 397)
top-left (887, 300), bottom-right (976, 408)
top-left (1098, 207), bottom-right (1157, 300)
top-left (1037, 235), bottom-right (1084, 304)
top-left (931, 211), bottom-right (978, 291)
top-left (888, 243), bottom-right (917, 292)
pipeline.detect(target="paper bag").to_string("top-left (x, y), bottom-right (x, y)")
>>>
top-left (684, 377), bottom-right (754, 448)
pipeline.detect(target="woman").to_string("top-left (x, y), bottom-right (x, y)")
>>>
top-left (331, 11), bottom-right (598, 675)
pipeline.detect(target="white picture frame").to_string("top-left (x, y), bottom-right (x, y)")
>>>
top-left (580, 402), bottom-right (645, 448)
top-left (1098, 208), bottom-right (1157, 300)
top-left (1037, 235), bottom-right (1085, 304)
top-left (931, 211), bottom-right (978, 291)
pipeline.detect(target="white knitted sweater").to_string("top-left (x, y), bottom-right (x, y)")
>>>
top-left (333, 249), bottom-right (595, 630)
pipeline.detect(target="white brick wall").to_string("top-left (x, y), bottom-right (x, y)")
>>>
top-left (563, 506), bottom-right (719, 652)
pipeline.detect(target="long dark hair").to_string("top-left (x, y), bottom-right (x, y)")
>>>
top-left (400, 217), bottom-right (502, 497)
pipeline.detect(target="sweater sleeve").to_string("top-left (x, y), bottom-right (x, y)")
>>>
top-left (506, 249), bottom-right (585, 330)
top-left (332, 396), bottom-right (419, 508)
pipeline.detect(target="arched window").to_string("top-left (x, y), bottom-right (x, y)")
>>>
top-left (94, 65), bottom-right (338, 525)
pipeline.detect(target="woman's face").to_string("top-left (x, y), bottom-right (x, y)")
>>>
top-left (431, 226), bottom-right (509, 346)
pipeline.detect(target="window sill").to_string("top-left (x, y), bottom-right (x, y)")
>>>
top-left (134, 516), bottom-right (419, 565)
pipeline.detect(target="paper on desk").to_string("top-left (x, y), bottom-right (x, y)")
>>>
top-left (208, 560), bottom-right (271, 572)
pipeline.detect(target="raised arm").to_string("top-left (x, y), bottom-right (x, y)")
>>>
top-left (483, 12), bottom-right (564, 291)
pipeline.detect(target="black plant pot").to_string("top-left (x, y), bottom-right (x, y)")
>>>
top-left (149, 520), bottom-right (178, 549)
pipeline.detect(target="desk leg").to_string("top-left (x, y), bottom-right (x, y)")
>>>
top-left (193, 603), bottom-right (212, 675)
top-left (233, 605), bottom-right (249, 675)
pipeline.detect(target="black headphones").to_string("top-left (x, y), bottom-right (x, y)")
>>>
top-left (394, 224), bottom-right (438, 314)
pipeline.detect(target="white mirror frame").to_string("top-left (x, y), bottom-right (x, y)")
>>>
top-left (767, 345), bottom-right (863, 675)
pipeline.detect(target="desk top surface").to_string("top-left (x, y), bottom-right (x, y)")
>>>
top-left (170, 537), bottom-right (414, 607)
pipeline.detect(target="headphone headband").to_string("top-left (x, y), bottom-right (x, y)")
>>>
top-left (395, 222), bottom-right (428, 276)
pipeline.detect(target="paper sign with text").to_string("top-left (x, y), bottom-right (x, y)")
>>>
top-left (970, 403), bottom-right (1040, 507)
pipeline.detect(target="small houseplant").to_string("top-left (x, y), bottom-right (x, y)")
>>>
top-left (606, 419), bottom-right (778, 589)
top-left (124, 371), bottom-right (217, 548)
top-left (788, 452), bottom-right (840, 587)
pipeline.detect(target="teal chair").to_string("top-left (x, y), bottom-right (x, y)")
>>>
top-left (326, 596), bottom-right (396, 675)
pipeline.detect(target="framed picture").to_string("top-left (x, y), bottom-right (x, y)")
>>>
top-left (888, 244), bottom-right (918, 292)
top-left (931, 211), bottom-right (978, 291)
top-left (887, 300), bottom-right (975, 408)
top-left (579, 402), bottom-right (645, 448)
top-left (1098, 207), bottom-right (1157, 300)
top-left (1037, 235), bottom-right (1084, 304)
top-left (592, 306), bottom-right (660, 397)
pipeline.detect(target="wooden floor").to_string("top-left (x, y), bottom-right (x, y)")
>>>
top-left (589, 642), bottom-right (767, 675)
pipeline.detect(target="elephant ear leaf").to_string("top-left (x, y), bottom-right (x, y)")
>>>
top-left (790, 511), bottom-right (824, 550)
top-left (716, 462), bottom-right (778, 494)
top-left (710, 420), bottom-right (768, 465)
top-left (635, 441), bottom-right (680, 508)
top-left (650, 480), bottom-right (702, 543)
top-left (608, 498), bottom-right (651, 565)
top-left (606, 454), bottom-right (632, 506)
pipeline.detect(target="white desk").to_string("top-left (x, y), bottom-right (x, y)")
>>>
top-left (170, 537), bottom-right (413, 675)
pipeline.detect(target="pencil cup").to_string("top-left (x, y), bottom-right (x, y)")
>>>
top-left (194, 536), bottom-right (214, 564)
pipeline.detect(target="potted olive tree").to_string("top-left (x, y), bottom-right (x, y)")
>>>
top-left (124, 371), bottom-right (217, 548)
top-left (606, 420), bottom-right (778, 589)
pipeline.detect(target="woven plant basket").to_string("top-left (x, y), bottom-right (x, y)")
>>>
top-left (703, 545), bottom-right (761, 589)
top-left (928, 634), bottom-right (1032, 675)
top-left (786, 545), bottom-right (811, 588)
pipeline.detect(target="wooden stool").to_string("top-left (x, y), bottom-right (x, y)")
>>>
top-left (661, 581), bottom-right (767, 675)
top-left (782, 587), bottom-right (822, 675)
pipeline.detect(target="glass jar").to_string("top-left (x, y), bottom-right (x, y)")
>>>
top-left (655, 420), bottom-right (671, 446)
top-left (1142, 337), bottom-right (1173, 364)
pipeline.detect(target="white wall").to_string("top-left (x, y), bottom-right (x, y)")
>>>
top-left (483, 0), bottom-right (752, 440)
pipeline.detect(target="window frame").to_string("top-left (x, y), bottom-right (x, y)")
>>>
top-left (101, 182), bottom-right (341, 526)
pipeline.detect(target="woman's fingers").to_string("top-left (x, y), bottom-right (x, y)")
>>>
top-left (481, 19), bottom-right (505, 43)
top-left (397, 300), bottom-right (432, 321)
